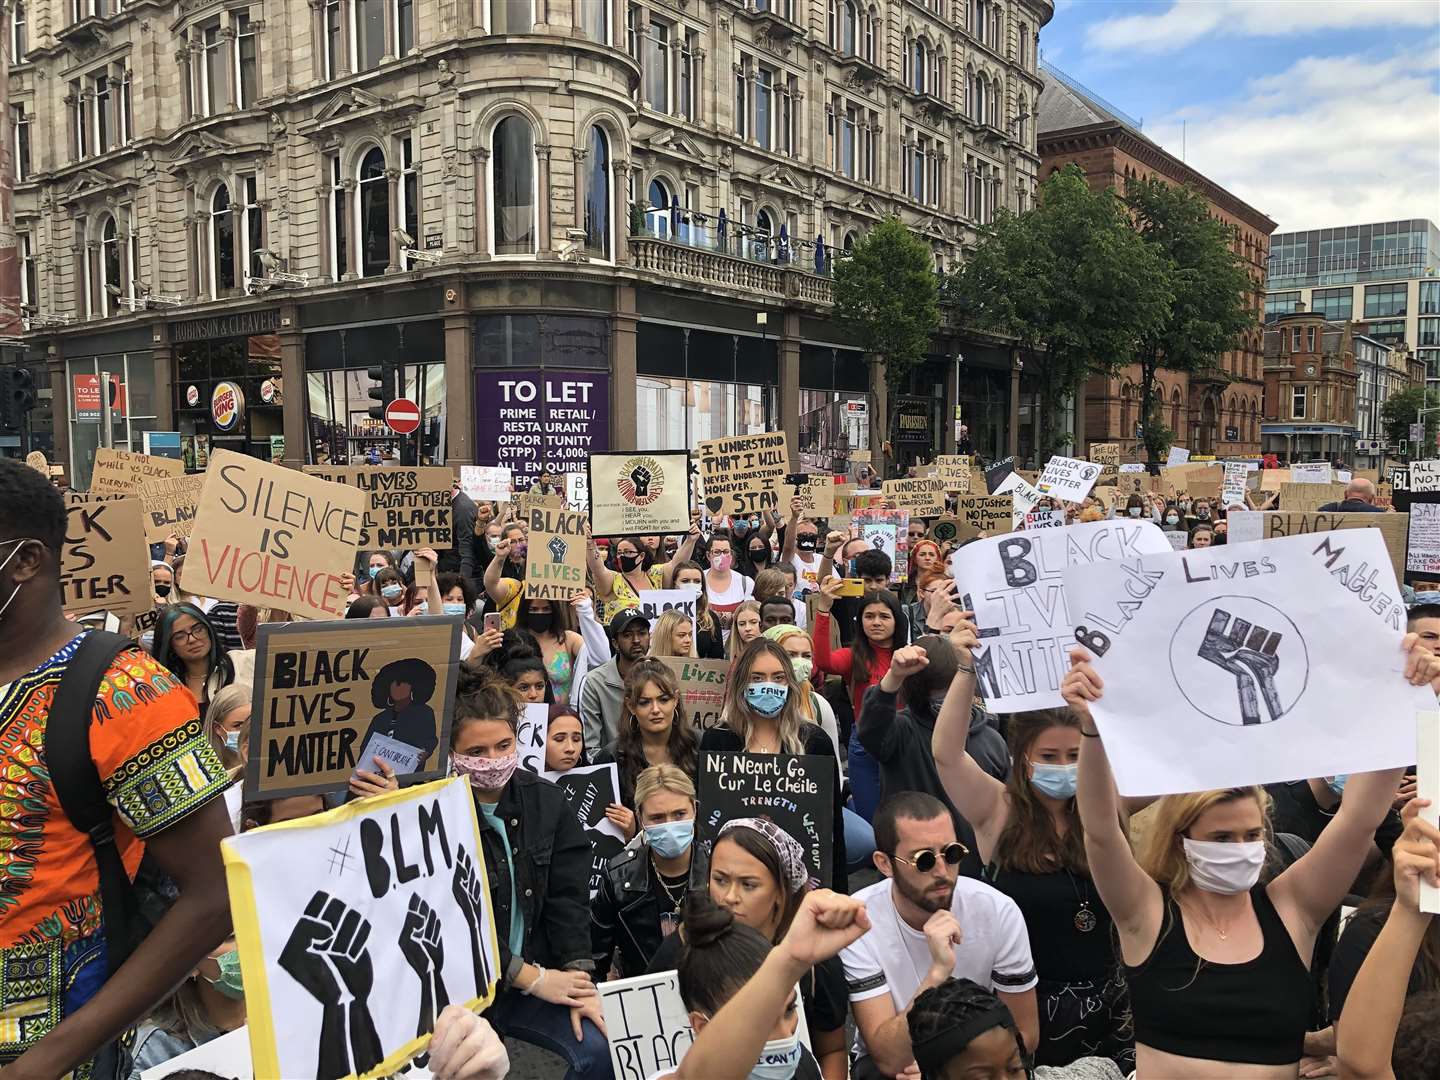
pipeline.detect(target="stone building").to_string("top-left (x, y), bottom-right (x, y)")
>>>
top-left (1261, 306), bottom-right (1358, 463)
top-left (5, 0), bottom-right (1052, 484)
top-left (1037, 59), bottom-right (1275, 461)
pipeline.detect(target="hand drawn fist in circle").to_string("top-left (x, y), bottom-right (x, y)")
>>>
top-left (630, 464), bottom-right (653, 498)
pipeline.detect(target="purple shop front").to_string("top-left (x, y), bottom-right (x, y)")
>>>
top-left (474, 370), bottom-right (611, 481)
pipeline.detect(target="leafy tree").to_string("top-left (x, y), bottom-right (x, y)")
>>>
top-left (946, 165), bottom-right (1171, 461)
top-left (1381, 385), bottom-right (1440, 453)
top-left (831, 217), bottom-right (940, 465)
top-left (1124, 177), bottom-right (1258, 468)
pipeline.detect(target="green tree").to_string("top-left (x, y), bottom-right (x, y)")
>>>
top-left (945, 165), bottom-right (1171, 461)
top-left (831, 217), bottom-right (941, 464)
top-left (1381, 385), bottom-right (1440, 453)
top-left (1124, 177), bottom-right (1258, 468)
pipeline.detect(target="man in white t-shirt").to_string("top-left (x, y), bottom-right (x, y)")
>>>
top-left (841, 792), bottom-right (1038, 1079)
top-left (784, 512), bottom-right (826, 594)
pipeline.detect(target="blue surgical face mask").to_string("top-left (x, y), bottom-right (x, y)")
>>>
top-left (222, 729), bottom-right (241, 753)
top-left (644, 819), bottom-right (695, 859)
top-left (1030, 761), bottom-right (1078, 800)
top-left (380, 584), bottom-right (403, 601)
top-left (442, 602), bottom-right (468, 617)
top-left (1327, 774), bottom-right (1348, 797)
top-left (750, 1032), bottom-right (803, 1080)
top-left (744, 682), bottom-right (788, 717)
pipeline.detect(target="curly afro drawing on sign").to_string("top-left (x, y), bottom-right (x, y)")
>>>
top-left (364, 657), bottom-right (440, 763)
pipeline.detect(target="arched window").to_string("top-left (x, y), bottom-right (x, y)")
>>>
top-left (990, 77), bottom-right (1002, 127)
top-left (1170, 388), bottom-right (1183, 437)
top-left (100, 216), bottom-right (120, 315)
top-left (356, 146), bottom-right (390, 276)
top-left (912, 40), bottom-right (928, 94)
top-left (583, 126), bottom-right (611, 259)
top-left (492, 115), bottom-right (536, 255)
top-left (646, 176), bottom-right (672, 240)
top-left (754, 207), bottom-right (775, 260)
top-left (864, 6), bottom-right (877, 61)
top-left (841, 229), bottom-right (857, 254)
top-left (841, 0), bottom-right (858, 55)
top-left (211, 184), bottom-right (235, 295)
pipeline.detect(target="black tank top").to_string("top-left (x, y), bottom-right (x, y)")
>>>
top-left (983, 862), bottom-right (1115, 984)
top-left (1125, 885), bottom-right (1311, 1065)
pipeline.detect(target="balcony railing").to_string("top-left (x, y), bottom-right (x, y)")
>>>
top-left (629, 236), bottom-right (834, 306)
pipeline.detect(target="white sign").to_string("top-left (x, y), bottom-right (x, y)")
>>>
top-left (1222, 463), bottom-right (1249, 508)
top-left (221, 778), bottom-right (499, 1079)
top-left (1411, 460), bottom-right (1440, 493)
top-left (140, 1026), bottom-right (251, 1079)
top-left (459, 465), bottom-right (512, 503)
top-left (1338, 470), bottom-right (1353, 484)
top-left (517, 701), bottom-right (549, 773)
top-left (1408, 502), bottom-right (1440, 577)
top-left (1036, 455), bottom-right (1101, 504)
top-left (566, 471), bottom-right (590, 513)
top-left (1164, 530), bottom-right (1189, 551)
top-left (1226, 510), bottom-right (1264, 546)
top-left (948, 519), bottom-right (1172, 713)
top-left (1420, 712), bottom-right (1440, 915)
top-left (1022, 509), bottom-right (1065, 531)
top-left (636, 588), bottom-right (699, 632)
top-left (1062, 529), bottom-right (1434, 796)
top-left (1291, 462), bottom-right (1334, 485)
top-left (1119, 463), bottom-right (1146, 474)
top-left (1166, 446), bottom-right (1190, 468)
top-left (994, 471), bottom-right (1043, 525)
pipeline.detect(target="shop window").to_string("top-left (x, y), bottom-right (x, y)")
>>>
top-left (583, 126), bottom-right (612, 260)
top-left (211, 184), bottom-right (236, 295)
top-left (491, 116), bottom-right (536, 256)
top-left (357, 146), bottom-right (390, 277)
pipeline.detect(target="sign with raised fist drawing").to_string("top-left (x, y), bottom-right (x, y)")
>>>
top-left (588, 451), bottom-right (692, 537)
top-left (1063, 529), bottom-right (1434, 796)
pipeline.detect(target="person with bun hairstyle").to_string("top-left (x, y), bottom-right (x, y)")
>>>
top-left (447, 666), bottom-right (608, 1077)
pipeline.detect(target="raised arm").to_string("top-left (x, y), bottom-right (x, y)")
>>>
top-left (1064, 648), bottom-right (1161, 946)
top-left (930, 616), bottom-right (1007, 835)
top-left (415, 549), bottom-right (443, 615)
top-left (818, 530), bottom-right (845, 583)
top-left (810, 578), bottom-right (852, 678)
top-left (780, 499), bottom-right (802, 563)
top-left (585, 528), bottom-right (617, 599)
top-left (483, 536), bottom-right (513, 602)
top-left (657, 520), bottom-right (702, 588)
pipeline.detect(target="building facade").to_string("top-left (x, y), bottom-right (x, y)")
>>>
top-left (1266, 219), bottom-right (1440, 385)
top-left (1261, 307), bottom-right (1358, 463)
top-left (5, 0), bottom-right (1053, 485)
top-left (1036, 60), bottom-right (1275, 461)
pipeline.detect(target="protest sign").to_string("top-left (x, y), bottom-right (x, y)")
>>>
top-left (1410, 460), bottom-right (1440, 493)
top-left (658, 657), bottom-right (729, 730)
top-left (223, 778), bottom-right (499, 1080)
top-left (1222, 463), bottom-right (1249, 508)
top-left (188, 450), bottom-right (365, 621)
top-left (781, 473), bottom-right (836, 516)
top-left (1180, 467), bottom-right (1223, 502)
top-left (459, 465), bottom-right (511, 503)
top-left (855, 507), bottom-right (910, 583)
top-left (1062, 529), bottom-right (1433, 796)
top-left (935, 456), bottom-right (973, 493)
top-left (1291, 462), bottom-right (1335, 484)
top-left (696, 432), bottom-right (790, 518)
top-left (1036, 455), bottom-right (1101, 504)
top-left (1166, 446), bottom-right (1190, 468)
top-left (140, 1027), bottom-right (251, 1079)
top-left (697, 752), bottom-right (834, 888)
top-left (993, 471), bottom-right (1043, 522)
top-left (1407, 499), bottom-right (1440, 582)
top-left (952, 495), bottom-right (1013, 537)
top-left (517, 701), bottom-right (549, 774)
top-left (137, 473), bottom-right (206, 543)
top-left (984, 456), bottom-right (1016, 494)
top-left (89, 446), bottom-right (183, 495)
top-left (524, 505), bottom-right (588, 601)
top-left (928, 515), bottom-right (977, 545)
top-left (1119, 463), bottom-right (1146, 474)
top-left (949, 519), bottom-right (1172, 713)
top-left (517, 490), bottom-right (565, 522)
top-left (636, 588), bottom-right (698, 633)
top-left (1221, 510), bottom-right (1407, 579)
top-left (1022, 509), bottom-right (1065, 531)
top-left (566, 471), bottom-right (590, 512)
top-left (589, 451), bottom-right (692, 536)
top-left (1089, 443), bottom-right (1120, 486)
top-left (543, 763), bottom-right (626, 897)
top-left (60, 498), bottom-right (153, 617)
top-left (303, 466), bottom-right (453, 550)
top-left (1165, 530), bottom-right (1189, 551)
top-left (244, 616), bottom-right (461, 801)
top-left (25, 449), bottom-right (47, 475)
top-left (883, 477), bottom-right (945, 517)
top-left (1420, 713), bottom-right (1440, 915)
top-left (1281, 482), bottom-right (1346, 512)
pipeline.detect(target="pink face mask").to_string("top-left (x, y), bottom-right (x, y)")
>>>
top-left (711, 553), bottom-right (733, 572)
top-left (451, 750), bottom-right (519, 790)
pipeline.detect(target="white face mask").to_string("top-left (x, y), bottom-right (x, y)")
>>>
top-left (1182, 837), bottom-right (1265, 895)
top-left (750, 1032), bottom-right (802, 1080)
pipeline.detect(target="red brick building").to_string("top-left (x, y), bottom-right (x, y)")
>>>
top-left (1037, 62), bottom-right (1275, 459)
top-left (1262, 308), bottom-right (1358, 462)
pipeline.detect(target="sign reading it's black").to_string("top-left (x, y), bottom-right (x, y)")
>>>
top-left (546, 764), bottom-right (627, 899)
top-left (697, 752), bottom-right (833, 889)
top-left (984, 456), bottom-right (1016, 494)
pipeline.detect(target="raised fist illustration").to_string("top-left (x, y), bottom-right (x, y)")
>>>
top-left (1198, 609), bottom-right (1283, 726)
top-left (400, 893), bottom-right (449, 1040)
top-left (630, 464), bottom-right (653, 498)
top-left (452, 845), bottom-right (492, 993)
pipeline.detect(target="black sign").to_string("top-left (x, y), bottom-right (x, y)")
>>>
top-left (1225, 426), bottom-right (1239, 441)
top-left (893, 397), bottom-right (932, 447)
top-left (698, 752), bottom-right (833, 889)
top-left (1391, 465), bottom-right (1412, 512)
top-left (171, 308), bottom-right (281, 344)
top-left (548, 764), bottom-right (626, 898)
top-left (984, 455), bottom-right (1016, 494)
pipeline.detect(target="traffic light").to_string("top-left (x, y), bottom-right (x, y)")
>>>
top-left (367, 362), bottom-right (396, 421)
top-left (0, 366), bottom-right (36, 431)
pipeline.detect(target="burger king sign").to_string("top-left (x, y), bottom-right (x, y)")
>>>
top-left (211, 381), bottom-right (245, 431)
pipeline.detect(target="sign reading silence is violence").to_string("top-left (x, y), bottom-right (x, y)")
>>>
top-left (187, 449), bottom-right (367, 621)
top-left (244, 616), bottom-right (463, 801)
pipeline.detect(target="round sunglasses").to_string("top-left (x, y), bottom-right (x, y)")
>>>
top-left (893, 841), bottom-right (968, 874)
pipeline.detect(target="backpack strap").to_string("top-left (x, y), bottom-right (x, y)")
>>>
top-left (45, 630), bottom-right (144, 972)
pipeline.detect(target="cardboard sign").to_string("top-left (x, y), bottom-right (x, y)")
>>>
top-left (935, 456), bottom-right (973, 493)
top-left (949, 519), bottom-right (1172, 713)
top-left (883, 477), bottom-right (945, 517)
top-left (1037, 455), bottom-right (1101, 504)
top-left (928, 515), bottom-right (977, 545)
top-left (566, 471), bottom-right (590, 513)
top-left (89, 447), bottom-right (184, 495)
top-left (1280, 482), bottom-right (1346, 512)
top-left (658, 657), bottom-right (730, 730)
top-left (1164, 530), bottom-right (1189, 551)
top-left (188, 450), bottom-right (365, 621)
top-left (1407, 499), bottom-right (1440, 582)
top-left (1166, 446), bottom-right (1190, 468)
top-left (952, 495), bottom-right (1013, 537)
top-left (781, 473), bottom-right (836, 517)
top-left (696, 433), bottom-right (790, 518)
top-left (137, 473), bottom-right (207, 543)
top-left (303, 467), bottom-right (453, 551)
top-left (525, 505), bottom-right (588, 601)
top-left (1063, 529), bottom-right (1434, 796)
top-left (1227, 510), bottom-right (1408, 577)
top-left (60, 498), bottom-right (153, 617)
top-left (544, 763), bottom-right (626, 898)
top-left (1291, 462), bottom-right (1335, 485)
top-left (589, 451), bottom-right (692, 537)
top-left (1089, 443), bottom-right (1120, 486)
top-left (459, 465), bottom-right (512, 503)
top-left (855, 507), bottom-right (910, 584)
top-left (517, 701), bottom-right (548, 774)
top-left (25, 450), bottom-right (47, 475)
top-left (244, 616), bottom-right (462, 801)
top-left (222, 778), bottom-right (500, 1079)
top-left (1022, 509), bottom-right (1065, 530)
top-left (984, 456), bottom-right (1016, 494)
top-left (697, 752), bottom-right (834, 888)
top-left (636, 588), bottom-right (699, 634)
top-left (517, 490), bottom-right (565, 522)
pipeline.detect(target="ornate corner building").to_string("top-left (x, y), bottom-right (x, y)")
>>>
top-left (5, 0), bottom-right (1051, 485)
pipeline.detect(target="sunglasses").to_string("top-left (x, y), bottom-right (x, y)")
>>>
top-left (893, 841), bottom-right (968, 873)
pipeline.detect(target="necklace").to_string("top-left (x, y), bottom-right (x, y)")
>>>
top-left (1185, 898), bottom-right (1232, 941)
top-left (654, 862), bottom-right (687, 911)
top-left (1062, 869), bottom-right (1097, 934)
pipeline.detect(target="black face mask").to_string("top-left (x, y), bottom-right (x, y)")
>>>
top-left (750, 548), bottom-right (770, 566)
top-left (796, 535), bottom-right (818, 552)
top-left (154, 583), bottom-right (172, 597)
top-left (524, 610), bottom-right (553, 632)
top-left (618, 554), bottom-right (643, 572)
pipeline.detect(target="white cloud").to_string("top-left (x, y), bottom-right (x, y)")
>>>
top-left (1087, 0), bottom-right (1439, 53)
top-left (1142, 45), bottom-right (1440, 231)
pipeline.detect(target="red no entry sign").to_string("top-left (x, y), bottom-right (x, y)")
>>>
top-left (385, 397), bottom-right (422, 435)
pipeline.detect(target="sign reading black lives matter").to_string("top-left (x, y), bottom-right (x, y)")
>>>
top-left (543, 763), bottom-right (627, 898)
top-left (588, 451), bottom-right (692, 537)
top-left (245, 616), bottom-right (463, 801)
top-left (302, 466), bottom-right (453, 550)
top-left (697, 752), bottom-right (833, 889)
top-left (1062, 528), bottom-right (1436, 796)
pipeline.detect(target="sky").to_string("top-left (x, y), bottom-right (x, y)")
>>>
top-left (1038, 0), bottom-right (1440, 233)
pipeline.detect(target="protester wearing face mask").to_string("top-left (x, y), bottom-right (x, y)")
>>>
top-left (588, 526), bottom-right (700, 627)
top-left (702, 533), bottom-right (755, 641)
top-left (1188, 499), bottom-right (1214, 529)
top-left (482, 524), bottom-right (530, 629)
top-left (779, 501), bottom-right (824, 596)
top-left (447, 666), bottom-right (607, 1076)
top-left (204, 683), bottom-right (251, 776)
top-left (700, 638), bottom-right (847, 891)
top-left (152, 560), bottom-right (175, 606)
top-left (509, 595), bottom-right (584, 703)
top-left (1064, 641), bottom-right (1440, 1078)
top-left (674, 561), bottom-right (727, 659)
top-left (128, 936), bottom-right (248, 1076)
top-left (1161, 502), bottom-right (1185, 530)
top-left (372, 565), bottom-right (414, 616)
top-left (743, 532), bottom-right (777, 578)
top-left (591, 765), bottom-right (701, 978)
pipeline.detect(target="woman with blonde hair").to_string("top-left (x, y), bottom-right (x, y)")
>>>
top-left (726, 599), bottom-right (763, 661)
top-left (1064, 640), bottom-right (1440, 1078)
top-left (700, 637), bottom-right (847, 891)
top-left (204, 684), bottom-right (251, 774)
top-left (649, 609), bottom-right (697, 659)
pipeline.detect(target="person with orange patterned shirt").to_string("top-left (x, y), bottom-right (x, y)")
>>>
top-left (0, 458), bottom-right (233, 1080)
